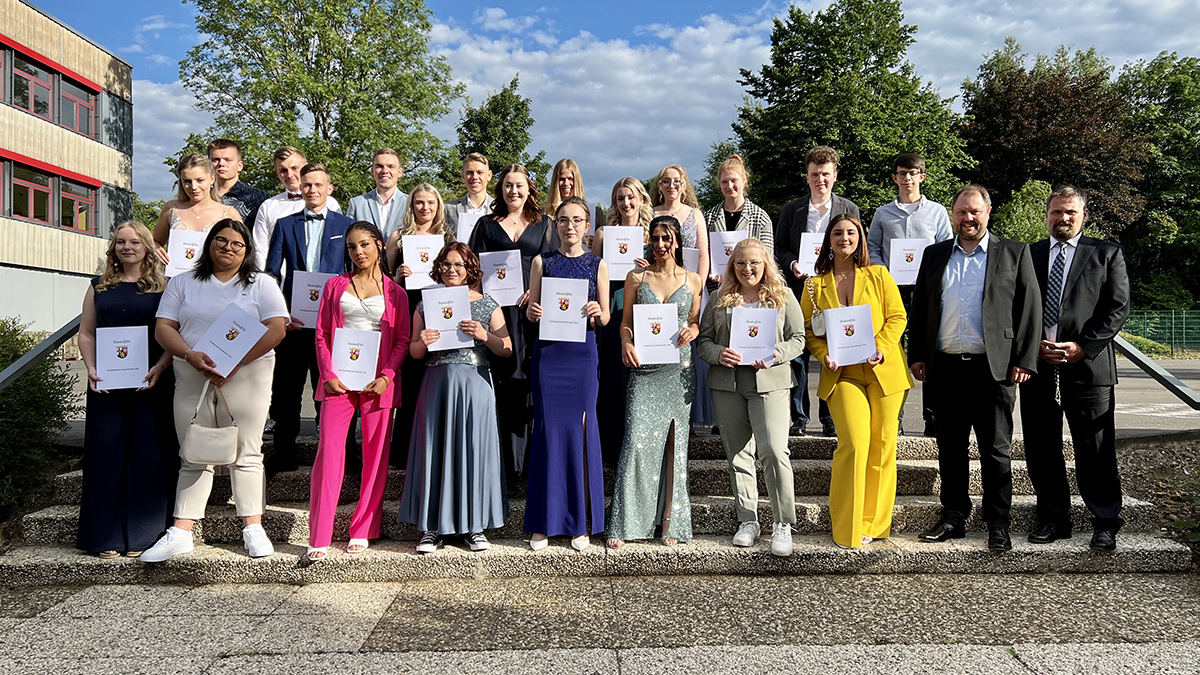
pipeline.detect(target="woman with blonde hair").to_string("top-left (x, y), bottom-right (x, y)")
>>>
top-left (152, 153), bottom-right (240, 265)
top-left (703, 154), bottom-right (774, 267)
top-left (546, 158), bottom-right (604, 243)
top-left (650, 165), bottom-right (709, 282)
top-left (696, 238), bottom-right (804, 556)
top-left (800, 214), bottom-right (911, 549)
top-left (77, 221), bottom-right (177, 558)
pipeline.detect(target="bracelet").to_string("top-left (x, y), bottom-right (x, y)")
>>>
top-left (182, 349), bottom-right (192, 361)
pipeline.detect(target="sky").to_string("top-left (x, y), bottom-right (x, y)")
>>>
top-left (28, 0), bottom-right (1200, 203)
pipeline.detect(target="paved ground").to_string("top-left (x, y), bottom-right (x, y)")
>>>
top-left (2, 574), bottom-right (1198, 674)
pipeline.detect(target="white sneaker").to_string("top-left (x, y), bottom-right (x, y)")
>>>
top-left (242, 524), bottom-right (275, 558)
top-left (770, 523), bottom-right (793, 557)
top-left (140, 527), bottom-right (194, 563)
top-left (732, 521), bottom-right (761, 547)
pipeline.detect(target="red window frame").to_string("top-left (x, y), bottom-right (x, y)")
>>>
top-left (59, 179), bottom-right (95, 232)
top-left (59, 77), bottom-right (95, 137)
top-left (12, 54), bottom-right (53, 120)
top-left (12, 165), bottom-right (53, 225)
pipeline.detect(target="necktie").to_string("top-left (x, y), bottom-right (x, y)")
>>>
top-left (305, 213), bottom-right (325, 221)
top-left (1045, 243), bottom-right (1067, 404)
top-left (287, 192), bottom-right (301, 200)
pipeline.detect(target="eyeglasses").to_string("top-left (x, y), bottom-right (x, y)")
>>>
top-left (213, 235), bottom-right (246, 252)
top-left (555, 217), bottom-right (587, 228)
top-left (894, 170), bottom-right (924, 178)
top-left (438, 262), bottom-right (466, 271)
top-left (734, 261), bottom-right (764, 270)
top-left (659, 179), bottom-right (683, 187)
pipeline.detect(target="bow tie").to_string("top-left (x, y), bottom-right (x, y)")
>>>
top-left (287, 192), bottom-right (302, 200)
top-left (305, 213), bottom-right (325, 221)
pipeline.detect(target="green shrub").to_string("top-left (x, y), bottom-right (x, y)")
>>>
top-left (0, 317), bottom-right (81, 520)
top-left (1119, 331), bottom-right (1172, 357)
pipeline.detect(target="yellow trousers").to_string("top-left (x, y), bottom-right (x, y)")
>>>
top-left (825, 363), bottom-right (903, 548)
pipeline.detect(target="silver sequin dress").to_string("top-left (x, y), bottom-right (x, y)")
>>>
top-left (606, 280), bottom-right (696, 542)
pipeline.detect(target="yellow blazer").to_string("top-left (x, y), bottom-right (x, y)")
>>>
top-left (800, 265), bottom-right (913, 400)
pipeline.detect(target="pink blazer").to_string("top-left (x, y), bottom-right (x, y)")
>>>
top-left (314, 273), bottom-right (411, 408)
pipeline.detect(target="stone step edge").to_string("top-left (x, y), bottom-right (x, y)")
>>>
top-left (0, 532), bottom-right (1186, 587)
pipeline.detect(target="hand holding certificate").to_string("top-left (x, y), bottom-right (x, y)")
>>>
top-left (797, 232), bottom-right (823, 277)
top-left (95, 326), bottom-right (150, 390)
top-left (403, 234), bottom-right (445, 290)
top-left (824, 304), bottom-right (876, 367)
top-left (729, 306), bottom-right (777, 365)
top-left (164, 230), bottom-right (208, 278)
top-left (422, 285), bottom-right (473, 351)
top-left (479, 250), bottom-right (524, 306)
top-left (632, 304), bottom-right (680, 365)
top-left (291, 271), bottom-right (336, 328)
top-left (539, 278), bottom-right (589, 343)
top-left (888, 238), bottom-right (933, 286)
top-left (330, 328), bottom-right (382, 391)
top-left (193, 303), bottom-right (270, 377)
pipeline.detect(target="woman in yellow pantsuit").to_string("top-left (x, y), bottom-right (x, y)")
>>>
top-left (800, 215), bottom-right (912, 549)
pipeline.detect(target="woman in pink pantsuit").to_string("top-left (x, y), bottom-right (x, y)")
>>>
top-left (307, 221), bottom-right (410, 562)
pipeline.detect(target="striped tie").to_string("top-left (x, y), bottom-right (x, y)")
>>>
top-left (1045, 243), bottom-right (1067, 404)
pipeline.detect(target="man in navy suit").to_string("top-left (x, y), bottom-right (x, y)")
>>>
top-left (1020, 186), bottom-right (1130, 551)
top-left (265, 162), bottom-right (352, 473)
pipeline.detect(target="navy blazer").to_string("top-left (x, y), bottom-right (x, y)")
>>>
top-left (266, 208), bottom-right (353, 310)
top-left (774, 192), bottom-right (860, 295)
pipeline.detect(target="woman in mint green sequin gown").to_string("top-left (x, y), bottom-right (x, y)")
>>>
top-left (606, 216), bottom-right (704, 546)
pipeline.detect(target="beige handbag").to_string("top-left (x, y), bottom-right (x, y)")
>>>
top-left (182, 380), bottom-right (239, 465)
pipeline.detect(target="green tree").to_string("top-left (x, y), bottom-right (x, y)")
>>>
top-left (1117, 52), bottom-right (1200, 308)
top-left (696, 138), bottom-right (739, 211)
top-left (956, 38), bottom-right (1150, 238)
top-left (180, 0), bottom-right (463, 202)
top-left (733, 0), bottom-right (972, 219)
top-left (991, 179), bottom-right (1052, 244)
top-left (444, 74), bottom-right (551, 196)
top-left (132, 193), bottom-right (165, 230)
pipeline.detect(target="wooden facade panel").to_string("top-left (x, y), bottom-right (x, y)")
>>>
top-left (0, 106), bottom-right (132, 188)
top-left (0, 216), bottom-right (107, 274)
top-left (1, 0), bottom-right (133, 100)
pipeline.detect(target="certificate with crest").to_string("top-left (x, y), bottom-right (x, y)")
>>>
top-left (164, 229), bottom-right (208, 278)
top-left (797, 232), bottom-right (823, 277)
top-left (539, 277), bottom-right (588, 343)
top-left (422, 285), bottom-right (473, 352)
top-left (95, 326), bottom-right (149, 390)
top-left (888, 238), bottom-right (933, 286)
top-left (403, 234), bottom-right (445, 290)
top-left (632, 303), bottom-right (680, 365)
top-left (710, 230), bottom-right (748, 277)
top-left (729, 306), bottom-right (777, 365)
top-left (290, 271), bottom-right (335, 328)
top-left (602, 226), bottom-right (643, 282)
top-left (479, 250), bottom-right (523, 307)
top-left (194, 303), bottom-right (269, 376)
top-left (331, 327), bottom-right (381, 391)
top-left (824, 304), bottom-right (876, 366)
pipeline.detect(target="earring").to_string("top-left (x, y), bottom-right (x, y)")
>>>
top-left (827, 251), bottom-right (833, 260)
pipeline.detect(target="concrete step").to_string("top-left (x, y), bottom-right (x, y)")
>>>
top-left (51, 457), bottom-right (1072, 508)
top-left (24, 495), bottom-right (1159, 547)
top-left (0, 532), bottom-right (1187, 587)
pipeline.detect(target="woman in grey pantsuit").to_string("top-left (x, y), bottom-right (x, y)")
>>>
top-left (696, 238), bottom-right (805, 557)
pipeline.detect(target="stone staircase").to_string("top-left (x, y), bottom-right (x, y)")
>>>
top-left (3, 433), bottom-right (1189, 585)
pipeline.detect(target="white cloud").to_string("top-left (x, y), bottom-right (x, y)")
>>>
top-left (473, 7), bottom-right (540, 33)
top-left (131, 80), bottom-right (214, 200)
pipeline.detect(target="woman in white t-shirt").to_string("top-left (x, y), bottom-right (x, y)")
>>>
top-left (142, 218), bottom-right (288, 563)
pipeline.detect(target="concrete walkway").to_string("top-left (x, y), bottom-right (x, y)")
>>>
top-left (2, 573), bottom-right (1198, 673)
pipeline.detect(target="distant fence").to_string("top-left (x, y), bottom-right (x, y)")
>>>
top-left (1124, 310), bottom-right (1200, 355)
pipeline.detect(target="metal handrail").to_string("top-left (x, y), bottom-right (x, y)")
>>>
top-left (0, 314), bottom-right (81, 393)
top-left (1114, 334), bottom-right (1200, 410)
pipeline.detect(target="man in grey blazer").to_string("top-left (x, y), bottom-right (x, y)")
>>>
top-left (908, 184), bottom-right (1041, 551)
top-left (1020, 186), bottom-right (1130, 551)
top-left (444, 152), bottom-right (494, 242)
top-left (774, 145), bottom-right (860, 437)
top-left (346, 148), bottom-right (407, 240)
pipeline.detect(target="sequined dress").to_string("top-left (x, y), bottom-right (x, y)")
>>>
top-left (397, 295), bottom-right (508, 534)
top-left (607, 279), bottom-right (696, 542)
top-left (524, 252), bottom-right (605, 537)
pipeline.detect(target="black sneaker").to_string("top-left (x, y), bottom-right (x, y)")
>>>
top-left (464, 532), bottom-right (490, 552)
top-left (822, 421), bottom-right (836, 437)
top-left (415, 531), bottom-right (443, 554)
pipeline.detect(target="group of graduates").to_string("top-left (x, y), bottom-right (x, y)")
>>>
top-left (74, 138), bottom-right (1130, 564)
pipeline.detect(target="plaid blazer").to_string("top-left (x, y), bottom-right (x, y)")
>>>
top-left (704, 199), bottom-right (774, 254)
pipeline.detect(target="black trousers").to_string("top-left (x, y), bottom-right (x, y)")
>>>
top-left (897, 286), bottom-right (934, 426)
top-left (1019, 370), bottom-right (1123, 530)
top-left (789, 349), bottom-right (832, 427)
top-left (931, 352), bottom-right (1016, 526)
top-left (270, 327), bottom-right (321, 462)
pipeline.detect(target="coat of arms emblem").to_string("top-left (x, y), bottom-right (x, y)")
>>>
top-left (420, 251), bottom-right (430, 263)
top-left (905, 252), bottom-right (915, 263)
top-left (442, 306), bottom-right (453, 319)
top-left (116, 345), bottom-right (127, 359)
top-left (226, 328), bottom-right (240, 340)
top-left (184, 247), bottom-right (196, 260)
top-left (349, 348), bottom-right (360, 361)
top-left (651, 322), bottom-right (661, 335)
top-left (618, 243), bottom-right (629, 255)
top-left (309, 289), bottom-right (320, 301)
top-left (496, 267), bottom-right (506, 280)
top-left (843, 324), bottom-right (855, 337)
top-left (813, 244), bottom-right (822, 255)
top-left (559, 297), bottom-right (570, 311)
top-left (724, 244), bottom-right (734, 256)
top-left (748, 325), bottom-right (759, 338)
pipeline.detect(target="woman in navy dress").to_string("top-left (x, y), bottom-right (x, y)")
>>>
top-left (467, 164), bottom-right (556, 481)
top-left (524, 197), bottom-right (611, 551)
top-left (77, 221), bottom-right (176, 557)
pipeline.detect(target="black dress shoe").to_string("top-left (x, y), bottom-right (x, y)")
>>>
top-left (918, 519), bottom-right (965, 542)
top-left (822, 421), bottom-right (837, 437)
top-left (1091, 528), bottom-right (1117, 552)
top-left (789, 422), bottom-right (807, 437)
top-left (1027, 521), bottom-right (1072, 544)
top-left (988, 525), bottom-right (1012, 551)
top-left (923, 420), bottom-right (937, 437)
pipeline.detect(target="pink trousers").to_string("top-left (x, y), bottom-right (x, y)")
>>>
top-left (308, 392), bottom-right (394, 548)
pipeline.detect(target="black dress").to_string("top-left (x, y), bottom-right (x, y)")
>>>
top-left (76, 279), bottom-right (178, 554)
top-left (468, 214), bottom-right (557, 477)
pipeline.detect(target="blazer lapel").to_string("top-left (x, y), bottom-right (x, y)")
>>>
top-left (292, 214), bottom-right (308, 270)
top-left (1031, 239), bottom-right (1050, 292)
top-left (366, 191), bottom-right (382, 227)
top-left (818, 273), bottom-right (839, 310)
top-left (852, 268), bottom-right (868, 307)
top-left (1062, 237), bottom-right (1092, 299)
top-left (983, 234), bottom-right (1001, 287)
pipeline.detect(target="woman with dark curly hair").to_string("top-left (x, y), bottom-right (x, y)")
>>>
top-left (398, 242), bottom-right (513, 554)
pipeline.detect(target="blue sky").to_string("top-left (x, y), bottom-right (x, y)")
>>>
top-left (27, 0), bottom-right (1200, 202)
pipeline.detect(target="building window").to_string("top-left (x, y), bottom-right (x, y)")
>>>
top-left (59, 77), bottom-right (95, 138)
top-left (60, 179), bottom-right (94, 232)
top-left (12, 54), bottom-right (53, 120)
top-left (12, 165), bottom-right (53, 224)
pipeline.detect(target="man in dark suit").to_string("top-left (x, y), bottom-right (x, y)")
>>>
top-left (1020, 186), bottom-right (1130, 551)
top-left (265, 162), bottom-right (352, 473)
top-left (775, 145), bottom-right (860, 437)
top-left (909, 184), bottom-right (1041, 551)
